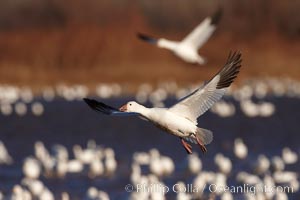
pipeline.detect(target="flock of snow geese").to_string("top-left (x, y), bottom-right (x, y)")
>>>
top-left (0, 140), bottom-right (116, 200)
top-left (0, 6), bottom-right (300, 200)
top-left (0, 138), bottom-right (298, 200)
top-left (3, 76), bottom-right (300, 119)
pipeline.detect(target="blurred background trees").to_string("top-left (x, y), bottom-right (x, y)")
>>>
top-left (0, 0), bottom-right (300, 88)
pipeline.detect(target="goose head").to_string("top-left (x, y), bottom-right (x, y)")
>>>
top-left (119, 101), bottom-right (142, 112)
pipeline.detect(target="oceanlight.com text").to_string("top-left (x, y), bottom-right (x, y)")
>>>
top-left (125, 183), bottom-right (294, 195)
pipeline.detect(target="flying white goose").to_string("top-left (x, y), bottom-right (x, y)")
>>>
top-left (84, 51), bottom-right (241, 154)
top-left (137, 8), bottom-right (222, 65)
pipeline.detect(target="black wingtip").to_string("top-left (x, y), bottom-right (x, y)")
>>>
top-left (137, 32), bottom-right (158, 44)
top-left (83, 98), bottom-right (89, 102)
top-left (216, 51), bottom-right (242, 89)
top-left (226, 51), bottom-right (242, 66)
top-left (83, 98), bottom-right (98, 110)
top-left (211, 7), bottom-right (223, 25)
top-left (83, 98), bottom-right (119, 115)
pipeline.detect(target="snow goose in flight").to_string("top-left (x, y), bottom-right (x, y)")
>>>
top-left (137, 8), bottom-right (222, 65)
top-left (84, 51), bottom-right (241, 154)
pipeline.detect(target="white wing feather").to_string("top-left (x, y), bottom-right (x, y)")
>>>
top-left (168, 51), bottom-right (242, 124)
top-left (169, 76), bottom-right (226, 123)
top-left (180, 8), bottom-right (222, 50)
top-left (181, 18), bottom-right (216, 50)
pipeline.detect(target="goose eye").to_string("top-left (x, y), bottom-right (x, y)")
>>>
top-left (129, 103), bottom-right (132, 106)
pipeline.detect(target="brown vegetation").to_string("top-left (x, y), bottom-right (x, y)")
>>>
top-left (1, 0), bottom-right (300, 90)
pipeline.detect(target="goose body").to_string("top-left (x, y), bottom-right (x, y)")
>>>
top-left (143, 107), bottom-right (198, 137)
top-left (84, 52), bottom-right (242, 154)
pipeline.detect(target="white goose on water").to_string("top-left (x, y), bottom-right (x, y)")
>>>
top-left (187, 153), bottom-right (202, 174)
top-left (84, 52), bottom-right (242, 154)
top-left (22, 157), bottom-right (41, 179)
top-left (0, 141), bottom-right (13, 165)
top-left (254, 154), bottom-right (270, 175)
top-left (137, 8), bottom-right (222, 65)
top-left (234, 138), bottom-right (248, 159)
top-left (104, 148), bottom-right (117, 176)
top-left (282, 147), bottom-right (298, 164)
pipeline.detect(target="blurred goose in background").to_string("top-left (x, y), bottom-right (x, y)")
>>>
top-left (22, 157), bottom-right (41, 179)
top-left (137, 8), bottom-right (222, 65)
top-left (61, 192), bottom-right (70, 200)
top-left (234, 138), bottom-right (248, 159)
top-left (175, 181), bottom-right (192, 200)
top-left (0, 103), bottom-right (13, 116)
top-left (290, 179), bottom-right (300, 192)
top-left (221, 192), bottom-right (233, 200)
top-left (214, 173), bottom-right (227, 195)
top-left (160, 155), bottom-right (175, 176)
top-left (34, 141), bottom-right (55, 176)
top-left (66, 159), bottom-right (84, 174)
top-left (15, 102), bottom-right (27, 116)
top-left (0, 141), bottom-right (13, 165)
top-left (103, 148), bottom-right (117, 176)
top-left (254, 154), bottom-right (270, 175)
top-left (130, 163), bottom-right (142, 186)
top-left (52, 144), bottom-right (69, 161)
top-left (39, 188), bottom-right (55, 200)
top-left (21, 178), bottom-right (55, 200)
top-left (86, 187), bottom-right (110, 200)
top-left (187, 153), bottom-right (202, 174)
top-left (273, 171), bottom-right (298, 184)
top-left (133, 151), bottom-right (150, 165)
top-left (192, 173), bottom-right (207, 198)
top-left (42, 87), bottom-right (55, 101)
top-left (271, 156), bottom-right (285, 171)
top-left (264, 174), bottom-right (276, 199)
top-left (274, 192), bottom-right (288, 200)
top-left (84, 52), bottom-right (241, 154)
top-left (73, 144), bottom-right (95, 164)
top-left (282, 147), bottom-right (298, 164)
top-left (31, 102), bottom-right (44, 116)
top-left (11, 185), bottom-right (32, 200)
top-left (258, 101), bottom-right (276, 117)
top-left (149, 149), bottom-right (164, 177)
top-left (236, 172), bottom-right (261, 185)
top-left (214, 153), bottom-right (232, 175)
top-left (211, 100), bottom-right (235, 117)
top-left (22, 178), bottom-right (45, 198)
top-left (89, 156), bottom-right (104, 178)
